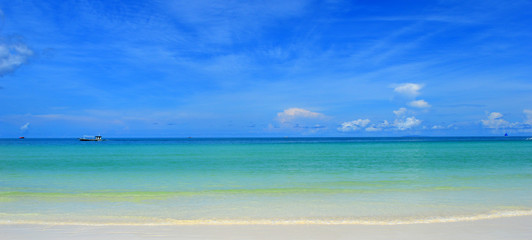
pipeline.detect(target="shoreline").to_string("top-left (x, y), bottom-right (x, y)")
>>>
top-left (1, 209), bottom-right (532, 226)
top-left (2, 215), bottom-right (531, 240)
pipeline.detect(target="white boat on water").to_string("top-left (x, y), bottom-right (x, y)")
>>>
top-left (79, 135), bottom-right (103, 141)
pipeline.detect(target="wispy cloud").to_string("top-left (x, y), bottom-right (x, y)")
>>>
top-left (357, 15), bottom-right (476, 24)
top-left (393, 107), bottom-right (407, 116)
top-left (33, 113), bottom-right (106, 123)
top-left (432, 125), bottom-right (445, 130)
top-left (164, 0), bottom-right (308, 45)
top-left (431, 124), bottom-right (455, 130)
top-left (524, 109), bottom-right (532, 125)
top-left (20, 122), bottom-right (29, 131)
top-left (0, 36), bottom-right (34, 77)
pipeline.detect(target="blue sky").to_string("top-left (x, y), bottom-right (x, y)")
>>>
top-left (1, 0), bottom-right (531, 137)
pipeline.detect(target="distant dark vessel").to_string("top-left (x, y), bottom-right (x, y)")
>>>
top-left (19, 137), bottom-right (24, 139)
top-left (79, 135), bottom-right (103, 141)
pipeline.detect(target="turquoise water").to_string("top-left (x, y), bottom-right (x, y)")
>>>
top-left (1, 137), bottom-right (531, 224)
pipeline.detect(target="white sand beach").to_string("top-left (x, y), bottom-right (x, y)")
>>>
top-left (2, 216), bottom-right (531, 240)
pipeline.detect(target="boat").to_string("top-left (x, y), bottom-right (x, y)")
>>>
top-left (79, 135), bottom-right (103, 141)
top-left (19, 137), bottom-right (24, 139)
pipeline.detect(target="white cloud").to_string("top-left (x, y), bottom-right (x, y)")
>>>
top-left (342, 115), bottom-right (422, 132)
top-left (393, 117), bottom-right (421, 130)
top-left (0, 37), bottom-right (34, 76)
top-left (481, 112), bottom-right (510, 129)
top-left (20, 122), bottom-right (30, 131)
top-left (478, 110), bottom-right (532, 132)
top-left (408, 99), bottom-right (431, 108)
top-left (277, 108), bottom-right (324, 123)
top-left (393, 83), bottom-right (423, 97)
top-left (393, 107), bottom-right (407, 116)
top-left (338, 119), bottom-right (371, 132)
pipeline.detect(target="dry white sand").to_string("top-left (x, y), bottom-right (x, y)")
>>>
top-left (2, 216), bottom-right (531, 240)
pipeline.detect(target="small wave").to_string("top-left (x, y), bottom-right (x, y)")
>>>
top-left (1, 210), bottom-right (531, 226)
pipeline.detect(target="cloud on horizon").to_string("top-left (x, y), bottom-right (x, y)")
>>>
top-left (481, 112), bottom-right (509, 129)
top-left (393, 116), bottom-right (421, 130)
top-left (338, 119), bottom-right (371, 132)
top-left (365, 120), bottom-right (390, 132)
top-left (339, 114), bottom-right (422, 132)
top-left (277, 108), bottom-right (325, 124)
top-left (479, 110), bottom-right (532, 133)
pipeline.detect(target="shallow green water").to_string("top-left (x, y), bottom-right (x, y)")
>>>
top-left (1, 137), bottom-right (531, 224)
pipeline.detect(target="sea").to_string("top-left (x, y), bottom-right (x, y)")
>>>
top-left (1, 137), bottom-right (531, 225)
